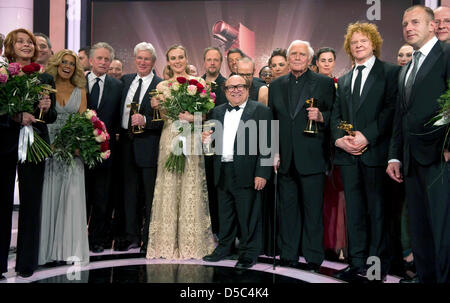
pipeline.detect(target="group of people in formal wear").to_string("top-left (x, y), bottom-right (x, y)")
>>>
top-left (0, 4), bottom-right (449, 283)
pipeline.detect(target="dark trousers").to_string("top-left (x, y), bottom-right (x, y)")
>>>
top-left (216, 163), bottom-right (261, 261)
top-left (278, 162), bottom-right (325, 265)
top-left (339, 160), bottom-right (389, 272)
top-left (121, 136), bottom-right (157, 245)
top-left (86, 165), bottom-right (113, 246)
top-left (405, 158), bottom-right (450, 283)
top-left (204, 155), bottom-right (219, 234)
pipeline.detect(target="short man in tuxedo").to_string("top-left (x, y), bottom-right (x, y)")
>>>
top-left (115, 42), bottom-right (163, 252)
top-left (268, 40), bottom-right (335, 272)
top-left (201, 47), bottom-right (227, 236)
top-left (237, 57), bottom-right (267, 104)
top-left (434, 6), bottom-right (450, 43)
top-left (387, 5), bottom-right (450, 283)
top-left (202, 75), bottom-right (272, 269)
top-left (330, 23), bottom-right (400, 281)
top-left (85, 42), bottom-right (123, 253)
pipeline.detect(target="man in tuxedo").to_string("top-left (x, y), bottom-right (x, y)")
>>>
top-left (387, 5), bottom-right (450, 283)
top-left (434, 6), bottom-right (450, 43)
top-left (85, 42), bottom-right (123, 253)
top-left (201, 47), bottom-right (227, 236)
top-left (202, 75), bottom-right (272, 269)
top-left (115, 42), bottom-right (163, 252)
top-left (268, 40), bottom-right (335, 272)
top-left (330, 23), bottom-right (400, 281)
top-left (237, 57), bottom-right (266, 103)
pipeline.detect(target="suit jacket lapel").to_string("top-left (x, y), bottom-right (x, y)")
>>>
top-left (119, 74), bottom-right (136, 119)
top-left (97, 75), bottom-right (110, 113)
top-left (356, 59), bottom-right (381, 112)
top-left (281, 75), bottom-right (292, 119)
top-left (216, 105), bottom-right (227, 156)
top-left (343, 71), bottom-right (354, 124)
top-left (293, 71), bottom-right (314, 119)
top-left (413, 41), bottom-right (441, 94)
top-left (234, 101), bottom-right (256, 153)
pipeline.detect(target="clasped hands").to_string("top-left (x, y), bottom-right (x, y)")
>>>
top-left (335, 131), bottom-right (368, 156)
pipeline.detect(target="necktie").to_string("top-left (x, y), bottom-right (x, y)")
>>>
top-left (351, 65), bottom-right (366, 111)
top-left (226, 104), bottom-right (241, 112)
top-left (90, 77), bottom-right (101, 109)
top-left (128, 78), bottom-right (143, 135)
top-left (405, 51), bottom-right (422, 105)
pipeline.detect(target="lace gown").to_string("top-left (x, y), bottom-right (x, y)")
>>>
top-left (38, 87), bottom-right (89, 265)
top-left (147, 115), bottom-right (215, 260)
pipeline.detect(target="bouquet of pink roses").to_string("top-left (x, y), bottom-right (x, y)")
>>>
top-left (52, 109), bottom-right (111, 168)
top-left (0, 61), bottom-right (52, 163)
top-left (155, 76), bottom-right (215, 173)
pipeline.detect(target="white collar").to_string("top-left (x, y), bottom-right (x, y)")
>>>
top-left (89, 72), bottom-right (106, 82)
top-left (354, 55), bottom-right (376, 71)
top-left (416, 36), bottom-right (438, 58)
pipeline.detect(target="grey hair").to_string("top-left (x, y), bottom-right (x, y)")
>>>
top-left (134, 42), bottom-right (157, 61)
top-left (237, 56), bottom-right (255, 71)
top-left (90, 42), bottom-right (115, 60)
top-left (287, 40), bottom-right (314, 59)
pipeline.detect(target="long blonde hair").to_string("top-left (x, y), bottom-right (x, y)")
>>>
top-left (46, 49), bottom-right (86, 88)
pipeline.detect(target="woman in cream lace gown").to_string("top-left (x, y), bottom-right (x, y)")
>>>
top-left (146, 45), bottom-right (215, 260)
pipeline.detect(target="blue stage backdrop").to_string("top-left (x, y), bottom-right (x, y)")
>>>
top-left (92, 0), bottom-right (412, 77)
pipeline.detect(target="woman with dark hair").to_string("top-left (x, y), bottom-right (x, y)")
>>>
top-left (0, 28), bottom-right (56, 279)
top-left (147, 45), bottom-right (215, 260)
top-left (38, 49), bottom-right (89, 266)
top-left (268, 48), bottom-right (289, 79)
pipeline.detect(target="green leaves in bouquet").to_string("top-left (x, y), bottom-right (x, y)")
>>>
top-left (0, 73), bottom-right (42, 116)
top-left (53, 113), bottom-right (102, 169)
top-left (430, 80), bottom-right (450, 127)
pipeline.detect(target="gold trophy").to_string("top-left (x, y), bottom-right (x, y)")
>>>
top-left (304, 98), bottom-right (318, 134)
top-left (36, 84), bottom-right (57, 123)
top-left (337, 120), bottom-right (368, 153)
top-left (127, 102), bottom-right (144, 134)
top-left (203, 121), bottom-right (215, 156)
top-left (149, 89), bottom-right (163, 121)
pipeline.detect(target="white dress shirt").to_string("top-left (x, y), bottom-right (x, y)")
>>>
top-left (351, 55), bottom-right (376, 95)
top-left (87, 72), bottom-right (106, 107)
top-left (121, 72), bottom-right (154, 129)
top-left (221, 101), bottom-right (247, 162)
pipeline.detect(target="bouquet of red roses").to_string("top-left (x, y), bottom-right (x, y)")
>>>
top-left (0, 61), bottom-right (52, 163)
top-left (52, 109), bottom-right (110, 168)
top-left (155, 76), bottom-right (215, 173)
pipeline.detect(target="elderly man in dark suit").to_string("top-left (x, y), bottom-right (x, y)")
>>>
top-left (268, 40), bottom-right (335, 273)
top-left (85, 42), bottom-right (123, 253)
top-left (387, 5), bottom-right (450, 283)
top-left (115, 42), bottom-right (163, 252)
top-left (202, 75), bottom-right (272, 269)
top-left (331, 22), bottom-right (400, 282)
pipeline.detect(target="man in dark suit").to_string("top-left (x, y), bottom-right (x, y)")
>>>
top-left (330, 23), bottom-right (400, 281)
top-left (387, 5), bottom-right (450, 283)
top-left (201, 47), bottom-right (227, 236)
top-left (268, 40), bottom-right (335, 272)
top-left (115, 42), bottom-right (163, 252)
top-left (85, 42), bottom-right (123, 253)
top-left (202, 75), bottom-right (272, 269)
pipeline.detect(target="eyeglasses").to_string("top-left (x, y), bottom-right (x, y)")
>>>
top-left (60, 60), bottom-right (76, 67)
top-left (261, 73), bottom-right (272, 77)
top-left (224, 84), bottom-right (247, 91)
top-left (435, 19), bottom-right (450, 26)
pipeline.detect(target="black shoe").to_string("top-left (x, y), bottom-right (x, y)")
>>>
top-left (103, 241), bottom-right (113, 249)
top-left (115, 240), bottom-right (139, 252)
top-left (305, 263), bottom-right (321, 273)
top-left (278, 259), bottom-right (298, 268)
top-left (203, 250), bottom-right (228, 262)
top-left (91, 244), bottom-right (104, 253)
top-left (235, 258), bottom-right (256, 269)
top-left (140, 244), bottom-right (147, 254)
top-left (17, 271), bottom-right (34, 278)
top-left (333, 266), bottom-right (365, 280)
top-left (399, 275), bottom-right (419, 283)
top-left (0, 275), bottom-right (6, 281)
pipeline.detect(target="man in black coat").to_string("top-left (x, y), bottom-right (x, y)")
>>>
top-left (115, 42), bottom-right (163, 252)
top-left (202, 75), bottom-right (272, 269)
top-left (268, 40), bottom-right (335, 273)
top-left (331, 23), bottom-right (400, 281)
top-left (85, 42), bottom-right (123, 253)
top-left (0, 73), bottom-right (56, 279)
top-left (387, 5), bottom-right (450, 283)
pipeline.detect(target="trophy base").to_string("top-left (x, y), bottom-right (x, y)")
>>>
top-left (303, 130), bottom-right (318, 134)
top-left (132, 130), bottom-right (144, 134)
top-left (152, 118), bottom-right (163, 122)
top-left (35, 119), bottom-right (45, 123)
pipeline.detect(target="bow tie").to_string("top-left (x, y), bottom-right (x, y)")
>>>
top-left (227, 104), bottom-right (241, 112)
